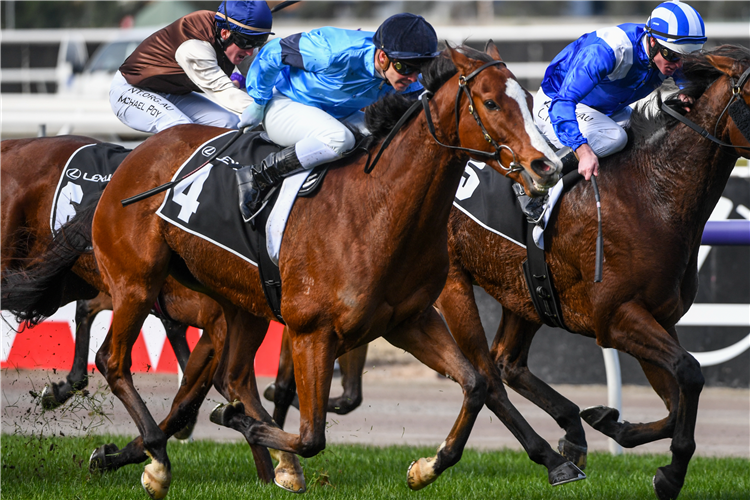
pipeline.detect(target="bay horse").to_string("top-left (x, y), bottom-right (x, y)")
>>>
top-left (0, 136), bottom-right (280, 483)
top-left (83, 44), bottom-right (576, 498)
top-left (268, 45), bottom-right (750, 500)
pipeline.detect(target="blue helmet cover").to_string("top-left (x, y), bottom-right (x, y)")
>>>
top-left (646, 0), bottom-right (706, 53)
top-left (215, 0), bottom-right (274, 37)
top-left (372, 13), bottom-right (440, 60)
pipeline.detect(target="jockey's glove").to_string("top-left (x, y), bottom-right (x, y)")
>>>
top-left (239, 101), bottom-right (266, 132)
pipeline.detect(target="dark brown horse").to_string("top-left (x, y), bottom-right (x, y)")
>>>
top-left (75, 45), bottom-right (576, 498)
top-left (268, 45), bottom-right (750, 500)
top-left (0, 136), bottom-right (281, 484)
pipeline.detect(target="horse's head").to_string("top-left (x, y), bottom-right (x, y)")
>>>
top-left (703, 46), bottom-right (750, 155)
top-left (445, 42), bottom-right (561, 196)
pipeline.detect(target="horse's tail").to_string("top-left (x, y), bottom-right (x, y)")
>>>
top-left (1, 198), bottom-right (98, 326)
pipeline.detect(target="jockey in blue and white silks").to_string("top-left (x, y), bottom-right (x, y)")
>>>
top-left (521, 0), bottom-right (706, 223)
top-left (235, 13), bottom-right (441, 221)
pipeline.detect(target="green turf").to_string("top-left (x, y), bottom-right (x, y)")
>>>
top-left (1, 433), bottom-right (747, 499)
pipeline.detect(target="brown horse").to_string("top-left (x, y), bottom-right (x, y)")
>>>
top-left (0, 136), bottom-right (279, 483)
top-left (75, 44), bottom-right (579, 498)
top-left (269, 45), bottom-right (750, 500)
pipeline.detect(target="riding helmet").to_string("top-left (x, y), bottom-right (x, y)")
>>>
top-left (646, 0), bottom-right (706, 54)
top-left (215, 1), bottom-right (274, 38)
top-left (372, 13), bottom-right (440, 61)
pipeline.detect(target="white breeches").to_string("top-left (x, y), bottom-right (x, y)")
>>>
top-left (262, 92), bottom-right (368, 169)
top-left (533, 87), bottom-right (632, 157)
top-left (109, 71), bottom-right (240, 134)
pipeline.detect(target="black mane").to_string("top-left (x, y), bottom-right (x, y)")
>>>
top-left (628, 44), bottom-right (750, 149)
top-left (364, 46), bottom-right (495, 141)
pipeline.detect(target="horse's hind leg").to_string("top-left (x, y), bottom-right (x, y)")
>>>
top-left (437, 276), bottom-right (584, 486)
top-left (491, 307), bottom-right (588, 469)
top-left (91, 329), bottom-right (226, 474)
top-left (41, 294), bottom-right (111, 409)
top-left (588, 304), bottom-right (702, 500)
top-left (383, 307), bottom-right (487, 491)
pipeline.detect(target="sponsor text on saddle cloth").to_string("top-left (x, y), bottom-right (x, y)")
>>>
top-left (454, 160), bottom-right (565, 250)
top-left (155, 131), bottom-right (313, 267)
top-left (51, 143), bottom-right (131, 234)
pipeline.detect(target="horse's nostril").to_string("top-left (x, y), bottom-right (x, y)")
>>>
top-left (531, 159), bottom-right (551, 174)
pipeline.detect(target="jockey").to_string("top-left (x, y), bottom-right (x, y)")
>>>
top-left (110, 1), bottom-right (272, 134)
top-left (523, 0), bottom-right (706, 222)
top-left (235, 13), bottom-right (440, 221)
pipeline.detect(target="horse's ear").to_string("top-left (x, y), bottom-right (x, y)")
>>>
top-left (484, 40), bottom-right (503, 61)
top-left (448, 44), bottom-right (473, 74)
top-left (705, 54), bottom-right (742, 77)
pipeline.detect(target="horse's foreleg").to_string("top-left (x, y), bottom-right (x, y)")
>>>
top-left (591, 304), bottom-right (702, 500)
top-left (328, 344), bottom-right (367, 414)
top-left (436, 277), bottom-right (584, 486)
top-left (491, 307), bottom-right (588, 469)
top-left (264, 326), bottom-right (298, 428)
top-left (209, 307), bottom-right (297, 489)
top-left (384, 307), bottom-right (486, 491)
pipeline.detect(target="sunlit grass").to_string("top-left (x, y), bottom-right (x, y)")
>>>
top-left (1, 433), bottom-right (747, 499)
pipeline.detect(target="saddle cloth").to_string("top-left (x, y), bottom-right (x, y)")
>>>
top-left (51, 142), bottom-right (131, 234)
top-left (156, 130), bottom-right (313, 267)
top-left (453, 160), bottom-right (564, 250)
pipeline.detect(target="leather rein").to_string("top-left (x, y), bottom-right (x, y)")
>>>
top-left (365, 59), bottom-right (523, 175)
top-left (660, 65), bottom-right (750, 152)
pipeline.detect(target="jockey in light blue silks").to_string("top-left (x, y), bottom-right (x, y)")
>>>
top-left (235, 13), bottom-right (441, 221)
top-left (519, 0), bottom-right (707, 222)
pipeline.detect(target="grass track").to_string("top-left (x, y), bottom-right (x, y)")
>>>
top-left (2, 434), bottom-right (748, 499)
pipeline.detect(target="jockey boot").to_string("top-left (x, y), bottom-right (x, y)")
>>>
top-left (513, 182), bottom-right (547, 224)
top-left (236, 146), bottom-right (305, 222)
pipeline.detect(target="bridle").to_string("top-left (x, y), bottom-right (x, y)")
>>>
top-left (660, 65), bottom-right (750, 152)
top-left (365, 59), bottom-right (523, 175)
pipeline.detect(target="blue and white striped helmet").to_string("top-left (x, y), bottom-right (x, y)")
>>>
top-left (646, 1), bottom-right (706, 54)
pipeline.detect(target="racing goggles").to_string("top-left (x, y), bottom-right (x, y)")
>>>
top-left (656, 43), bottom-right (682, 63)
top-left (231, 32), bottom-right (268, 50)
top-left (391, 59), bottom-right (422, 76)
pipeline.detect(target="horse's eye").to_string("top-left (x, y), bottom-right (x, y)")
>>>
top-left (484, 100), bottom-right (499, 110)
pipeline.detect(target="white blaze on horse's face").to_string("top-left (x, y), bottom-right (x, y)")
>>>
top-left (504, 79), bottom-right (562, 170)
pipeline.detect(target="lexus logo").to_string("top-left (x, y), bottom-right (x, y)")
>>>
top-left (202, 146), bottom-right (216, 157)
top-left (66, 168), bottom-right (82, 180)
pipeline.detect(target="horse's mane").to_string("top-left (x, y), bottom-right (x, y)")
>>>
top-left (628, 44), bottom-right (750, 150)
top-left (364, 46), bottom-right (495, 140)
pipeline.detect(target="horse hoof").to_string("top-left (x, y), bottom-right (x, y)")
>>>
top-left (141, 461), bottom-right (171, 500)
top-left (653, 467), bottom-right (682, 500)
top-left (263, 383), bottom-right (276, 403)
top-left (548, 461), bottom-right (586, 486)
top-left (89, 443), bottom-right (120, 473)
top-left (274, 455), bottom-right (306, 493)
top-left (407, 456), bottom-right (439, 491)
top-left (172, 414), bottom-right (198, 441)
top-left (209, 400), bottom-right (244, 427)
top-left (580, 405), bottom-right (619, 431)
top-left (40, 384), bottom-right (63, 410)
top-left (558, 438), bottom-right (588, 470)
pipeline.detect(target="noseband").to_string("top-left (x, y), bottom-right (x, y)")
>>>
top-left (660, 65), bottom-right (750, 152)
top-left (365, 59), bottom-right (524, 175)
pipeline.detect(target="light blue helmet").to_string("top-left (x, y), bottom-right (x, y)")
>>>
top-left (646, 0), bottom-right (706, 54)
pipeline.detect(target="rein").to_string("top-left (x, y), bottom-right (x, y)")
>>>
top-left (660, 65), bottom-right (750, 152)
top-left (365, 59), bottom-right (523, 175)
